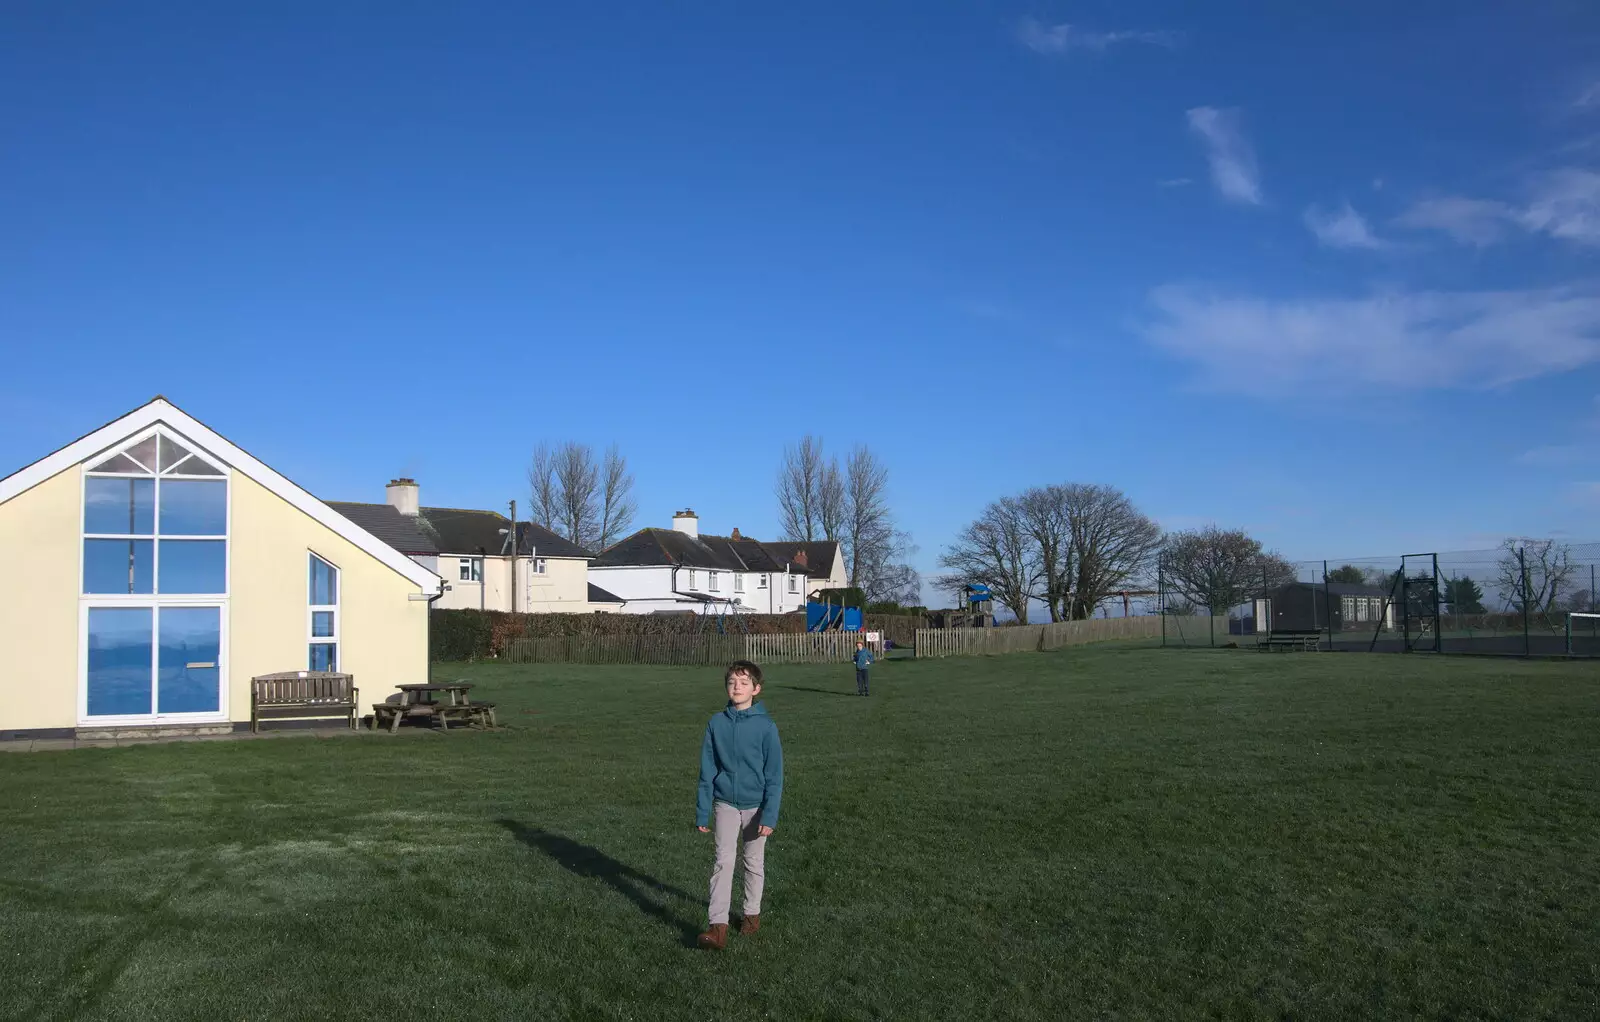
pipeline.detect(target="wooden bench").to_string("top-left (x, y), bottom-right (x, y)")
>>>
top-left (1255, 632), bottom-right (1323, 652)
top-left (251, 672), bottom-right (359, 732)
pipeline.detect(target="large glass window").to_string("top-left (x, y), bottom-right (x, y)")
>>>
top-left (310, 554), bottom-right (339, 671)
top-left (83, 431), bottom-right (227, 596)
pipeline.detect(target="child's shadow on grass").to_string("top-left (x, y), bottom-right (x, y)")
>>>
top-left (497, 819), bottom-right (701, 946)
top-left (771, 685), bottom-right (857, 697)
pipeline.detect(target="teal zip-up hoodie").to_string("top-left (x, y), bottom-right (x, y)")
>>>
top-left (696, 701), bottom-right (784, 829)
top-left (853, 647), bottom-right (874, 670)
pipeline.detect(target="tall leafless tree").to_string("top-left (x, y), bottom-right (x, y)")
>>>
top-left (1495, 538), bottom-right (1575, 613)
top-left (555, 442), bottom-right (599, 549)
top-left (1159, 526), bottom-right (1295, 613)
top-left (1060, 484), bottom-right (1163, 620)
top-left (843, 446), bottom-right (890, 586)
top-left (819, 458), bottom-right (846, 543)
top-left (596, 444), bottom-right (637, 551)
top-left (777, 436), bottom-right (828, 541)
top-left (938, 497), bottom-right (1039, 622)
top-left (528, 441), bottom-right (635, 552)
top-left (1017, 486), bottom-right (1072, 621)
top-left (528, 444), bottom-right (561, 532)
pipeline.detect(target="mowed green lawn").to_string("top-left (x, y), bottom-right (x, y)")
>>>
top-left (2, 648), bottom-right (1598, 1021)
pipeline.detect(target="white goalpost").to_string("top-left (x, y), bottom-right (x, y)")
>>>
top-left (1565, 612), bottom-right (1600, 655)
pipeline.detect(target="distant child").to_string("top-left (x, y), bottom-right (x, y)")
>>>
top-left (695, 660), bottom-right (784, 950)
top-left (853, 639), bottom-right (875, 696)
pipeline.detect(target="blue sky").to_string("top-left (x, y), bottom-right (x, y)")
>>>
top-left (4, 2), bottom-right (1600, 592)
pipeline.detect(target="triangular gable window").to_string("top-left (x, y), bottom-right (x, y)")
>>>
top-left (86, 429), bottom-right (227, 478)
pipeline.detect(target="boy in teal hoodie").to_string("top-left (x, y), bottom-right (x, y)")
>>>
top-left (695, 660), bottom-right (784, 950)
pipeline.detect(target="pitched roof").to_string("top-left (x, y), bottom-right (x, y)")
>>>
top-left (325, 504), bottom-right (595, 560)
top-left (1281, 580), bottom-right (1390, 597)
top-left (592, 528), bottom-right (807, 575)
top-left (0, 397), bottom-right (439, 590)
top-left (761, 540), bottom-right (840, 579)
top-left (515, 521), bottom-right (593, 560)
top-left (324, 502), bottom-right (439, 556)
top-left (587, 582), bottom-right (625, 604)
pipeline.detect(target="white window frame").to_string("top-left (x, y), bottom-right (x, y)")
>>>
top-left (734, 574), bottom-right (745, 593)
top-left (309, 552), bottom-right (340, 671)
top-left (534, 557), bottom-right (548, 575)
top-left (758, 574), bottom-right (769, 589)
top-left (709, 571), bottom-right (720, 592)
top-left (78, 425), bottom-right (233, 727)
top-left (685, 568), bottom-right (697, 590)
top-left (787, 575), bottom-right (799, 594)
top-left (460, 557), bottom-right (482, 583)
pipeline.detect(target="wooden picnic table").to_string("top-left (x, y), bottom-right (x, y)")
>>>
top-left (374, 683), bottom-right (495, 733)
top-left (395, 683), bottom-right (473, 707)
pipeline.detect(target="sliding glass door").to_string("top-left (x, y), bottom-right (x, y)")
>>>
top-left (85, 605), bottom-right (224, 721)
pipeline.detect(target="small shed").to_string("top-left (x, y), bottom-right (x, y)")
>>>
top-left (1267, 581), bottom-right (1393, 633)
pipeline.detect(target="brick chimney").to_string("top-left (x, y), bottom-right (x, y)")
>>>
top-left (386, 478), bottom-right (419, 516)
top-left (731, 527), bottom-right (742, 540)
top-left (793, 549), bottom-right (808, 569)
top-left (671, 508), bottom-right (699, 539)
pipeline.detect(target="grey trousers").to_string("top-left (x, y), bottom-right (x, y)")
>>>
top-left (707, 801), bottom-right (767, 925)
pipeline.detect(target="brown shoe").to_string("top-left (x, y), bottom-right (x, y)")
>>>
top-left (696, 923), bottom-right (729, 950)
top-left (738, 915), bottom-right (760, 936)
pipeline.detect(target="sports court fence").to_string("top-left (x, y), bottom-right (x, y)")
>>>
top-left (1159, 540), bottom-right (1600, 657)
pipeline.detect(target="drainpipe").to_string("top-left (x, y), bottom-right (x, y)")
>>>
top-left (411, 579), bottom-right (448, 683)
top-left (477, 546), bottom-right (487, 612)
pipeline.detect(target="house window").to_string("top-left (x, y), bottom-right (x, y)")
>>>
top-left (734, 574), bottom-right (745, 593)
top-left (686, 569), bottom-right (696, 589)
top-left (709, 571), bottom-right (720, 592)
top-left (83, 431), bottom-right (227, 596)
top-left (1355, 598), bottom-right (1369, 622)
top-left (787, 575), bottom-right (799, 594)
top-left (459, 558), bottom-right (482, 582)
top-left (534, 558), bottom-right (548, 575)
top-left (81, 430), bottom-right (229, 722)
top-left (758, 574), bottom-right (769, 589)
top-left (1341, 596), bottom-right (1354, 622)
top-left (309, 554), bottom-right (339, 671)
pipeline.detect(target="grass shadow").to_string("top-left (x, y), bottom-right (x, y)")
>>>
top-left (497, 820), bottom-right (701, 945)
top-left (771, 685), bottom-right (858, 697)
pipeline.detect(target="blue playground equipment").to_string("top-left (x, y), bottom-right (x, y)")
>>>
top-left (806, 595), bottom-right (863, 632)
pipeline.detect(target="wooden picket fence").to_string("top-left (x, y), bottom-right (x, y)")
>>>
top-left (915, 615), bottom-right (1217, 658)
top-left (744, 631), bottom-right (879, 663)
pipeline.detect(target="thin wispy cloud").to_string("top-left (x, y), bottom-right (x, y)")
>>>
top-left (1517, 445), bottom-right (1586, 467)
top-left (1158, 177), bottom-right (1192, 188)
top-left (1143, 284), bottom-right (1600, 395)
top-left (1185, 107), bottom-right (1262, 205)
top-left (1394, 197), bottom-right (1516, 247)
top-left (1396, 169), bottom-right (1600, 248)
top-left (1303, 201), bottom-right (1388, 250)
top-left (1576, 81), bottom-right (1600, 110)
top-left (1017, 18), bottom-right (1180, 55)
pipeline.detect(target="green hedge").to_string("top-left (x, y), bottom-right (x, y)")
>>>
top-left (431, 608), bottom-right (929, 661)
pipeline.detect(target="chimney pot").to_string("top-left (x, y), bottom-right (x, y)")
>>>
top-left (731, 527), bottom-right (742, 540)
top-left (385, 477), bottom-right (420, 516)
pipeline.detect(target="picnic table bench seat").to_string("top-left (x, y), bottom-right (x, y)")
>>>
top-left (251, 672), bottom-right (359, 732)
top-left (1255, 632), bottom-right (1324, 652)
top-left (372, 700), bottom-right (496, 732)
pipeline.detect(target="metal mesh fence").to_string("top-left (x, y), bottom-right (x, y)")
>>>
top-left (1158, 540), bottom-right (1600, 657)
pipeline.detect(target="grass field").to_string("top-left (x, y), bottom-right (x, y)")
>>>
top-left (2, 648), bottom-right (1598, 1020)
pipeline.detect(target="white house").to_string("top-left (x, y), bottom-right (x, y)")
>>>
top-left (588, 510), bottom-right (826, 615)
top-left (329, 479), bottom-right (624, 614)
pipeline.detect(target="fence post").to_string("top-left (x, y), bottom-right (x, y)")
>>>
top-left (1520, 546), bottom-right (1531, 657)
top-left (1159, 557), bottom-right (1166, 648)
top-left (1322, 560), bottom-right (1332, 650)
top-left (1432, 554), bottom-right (1442, 654)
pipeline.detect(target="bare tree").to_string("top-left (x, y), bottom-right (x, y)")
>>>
top-left (1494, 538), bottom-right (1575, 613)
top-left (819, 458), bottom-right (846, 543)
top-left (1017, 486), bottom-right (1072, 622)
top-left (843, 446), bottom-right (890, 586)
top-left (939, 497), bottom-right (1039, 623)
top-left (554, 442), bottom-right (600, 549)
top-left (1160, 526), bottom-right (1294, 613)
top-left (596, 444), bottom-right (637, 551)
top-left (777, 436), bottom-right (827, 541)
top-left (869, 532), bottom-right (924, 606)
top-left (1060, 484), bottom-right (1163, 620)
top-left (528, 444), bottom-right (561, 531)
